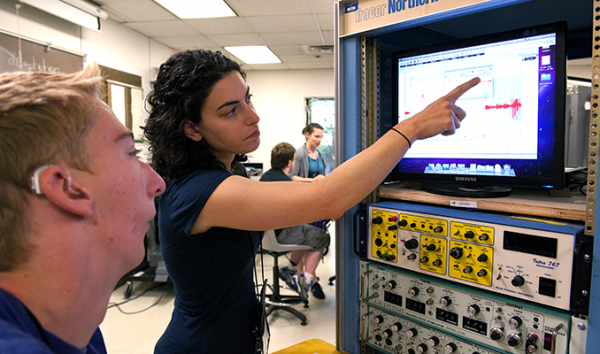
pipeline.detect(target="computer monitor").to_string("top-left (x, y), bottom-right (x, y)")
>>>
top-left (391, 22), bottom-right (567, 197)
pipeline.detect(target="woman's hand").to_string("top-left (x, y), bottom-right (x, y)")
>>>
top-left (311, 174), bottom-right (326, 182)
top-left (398, 77), bottom-right (480, 142)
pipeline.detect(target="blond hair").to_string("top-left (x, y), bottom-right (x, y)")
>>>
top-left (0, 62), bottom-right (102, 271)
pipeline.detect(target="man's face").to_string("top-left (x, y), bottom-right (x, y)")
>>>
top-left (77, 102), bottom-right (165, 271)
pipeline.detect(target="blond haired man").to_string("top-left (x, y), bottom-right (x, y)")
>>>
top-left (0, 63), bottom-right (165, 353)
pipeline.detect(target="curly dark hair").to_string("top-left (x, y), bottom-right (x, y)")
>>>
top-left (144, 49), bottom-right (247, 183)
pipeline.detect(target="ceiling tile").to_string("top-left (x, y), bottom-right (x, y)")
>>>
top-left (100, 0), bottom-right (177, 22)
top-left (102, 9), bottom-right (129, 23)
top-left (287, 61), bottom-right (333, 69)
top-left (269, 45), bottom-right (306, 56)
top-left (321, 30), bottom-right (335, 44)
top-left (206, 33), bottom-right (266, 46)
top-left (93, 0), bottom-right (338, 70)
top-left (154, 35), bottom-right (217, 48)
top-left (310, 0), bottom-right (339, 14)
top-left (124, 21), bottom-right (199, 37)
top-left (227, 0), bottom-right (313, 16)
top-left (316, 13), bottom-right (334, 31)
top-left (261, 31), bottom-right (324, 45)
top-left (245, 15), bottom-right (318, 33)
top-left (246, 63), bottom-right (291, 70)
top-left (280, 54), bottom-right (334, 63)
top-left (184, 17), bottom-right (255, 35)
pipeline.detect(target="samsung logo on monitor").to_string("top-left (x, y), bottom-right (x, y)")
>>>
top-left (456, 177), bottom-right (477, 182)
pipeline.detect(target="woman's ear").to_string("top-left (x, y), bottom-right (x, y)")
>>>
top-left (184, 120), bottom-right (203, 142)
top-left (38, 165), bottom-right (93, 217)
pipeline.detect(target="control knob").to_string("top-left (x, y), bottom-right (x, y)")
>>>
top-left (408, 287), bottom-right (419, 297)
top-left (464, 230), bottom-right (475, 239)
top-left (407, 253), bottom-right (417, 260)
top-left (391, 322), bottom-right (403, 332)
top-left (490, 327), bottom-right (505, 341)
top-left (388, 225), bottom-right (398, 231)
top-left (427, 336), bottom-right (439, 347)
top-left (420, 256), bottom-right (429, 263)
top-left (375, 238), bottom-right (383, 246)
top-left (405, 239), bottom-right (419, 249)
top-left (467, 304), bottom-right (480, 317)
top-left (439, 296), bottom-right (452, 307)
top-left (450, 247), bottom-right (463, 259)
top-left (479, 233), bottom-right (489, 241)
top-left (526, 334), bottom-right (539, 354)
top-left (381, 329), bottom-right (393, 340)
top-left (373, 315), bottom-right (384, 324)
top-left (372, 216), bottom-right (383, 225)
top-left (509, 316), bottom-right (523, 329)
top-left (406, 328), bottom-right (418, 338)
top-left (511, 275), bottom-right (526, 287)
top-left (416, 343), bottom-right (428, 353)
top-left (477, 269), bottom-right (488, 277)
top-left (463, 266), bottom-right (473, 274)
top-left (398, 219), bottom-right (408, 227)
top-left (433, 226), bottom-right (444, 233)
top-left (444, 343), bottom-right (457, 353)
top-left (385, 280), bottom-right (397, 291)
top-left (477, 254), bottom-right (488, 262)
top-left (432, 259), bottom-right (442, 267)
top-left (426, 244), bottom-right (437, 251)
top-left (507, 332), bottom-right (523, 348)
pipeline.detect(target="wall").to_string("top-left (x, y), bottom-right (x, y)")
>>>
top-left (0, 0), bottom-right (175, 140)
top-left (245, 69), bottom-right (335, 169)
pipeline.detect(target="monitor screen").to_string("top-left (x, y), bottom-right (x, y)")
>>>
top-left (391, 22), bottom-right (567, 197)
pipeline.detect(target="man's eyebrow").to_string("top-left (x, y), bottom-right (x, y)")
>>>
top-left (217, 86), bottom-right (251, 110)
top-left (115, 131), bottom-right (135, 142)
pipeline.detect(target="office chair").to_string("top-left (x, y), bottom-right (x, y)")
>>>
top-left (260, 230), bottom-right (312, 325)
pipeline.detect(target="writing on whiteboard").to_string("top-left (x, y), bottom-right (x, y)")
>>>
top-left (1, 48), bottom-right (61, 73)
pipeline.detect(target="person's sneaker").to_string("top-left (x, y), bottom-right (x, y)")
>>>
top-left (292, 274), bottom-right (310, 301)
top-left (310, 281), bottom-right (325, 299)
top-left (279, 266), bottom-right (296, 289)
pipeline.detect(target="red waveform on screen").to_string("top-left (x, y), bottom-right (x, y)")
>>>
top-left (485, 99), bottom-right (522, 119)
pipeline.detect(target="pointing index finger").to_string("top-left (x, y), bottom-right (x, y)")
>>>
top-left (445, 77), bottom-right (481, 103)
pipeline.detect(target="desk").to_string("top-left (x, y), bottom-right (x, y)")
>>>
top-left (378, 183), bottom-right (586, 222)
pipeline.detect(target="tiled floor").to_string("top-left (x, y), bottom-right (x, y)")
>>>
top-left (100, 229), bottom-right (337, 354)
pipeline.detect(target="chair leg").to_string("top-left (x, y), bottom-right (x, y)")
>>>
top-left (264, 252), bottom-right (308, 325)
top-left (266, 304), bottom-right (307, 326)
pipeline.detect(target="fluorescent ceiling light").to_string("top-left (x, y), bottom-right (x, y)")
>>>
top-left (21, 0), bottom-right (105, 31)
top-left (224, 46), bottom-right (281, 64)
top-left (155, 0), bottom-right (236, 19)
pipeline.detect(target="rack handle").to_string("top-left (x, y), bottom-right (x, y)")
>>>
top-left (360, 270), bottom-right (372, 301)
top-left (360, 311), bottom-right (373, 342)
top-left (550, 323), bottom-right (564, 354)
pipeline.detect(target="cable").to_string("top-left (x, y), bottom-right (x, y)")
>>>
top-left (107, 279), bottom-right (171, 315)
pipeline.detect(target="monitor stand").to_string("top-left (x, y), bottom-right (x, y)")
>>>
top-left (422, 183), bottom-right (512, 198)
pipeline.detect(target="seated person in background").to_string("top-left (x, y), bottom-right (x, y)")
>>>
top-left (260, 143), bottom-right (331, 300)
top-left (0, 64), bottom-right (165, 353)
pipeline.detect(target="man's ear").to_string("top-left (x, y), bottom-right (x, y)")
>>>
top-left (38, 165), bottom-right (93, 217)
top-left (184, 120), bottom-right (203, 142)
